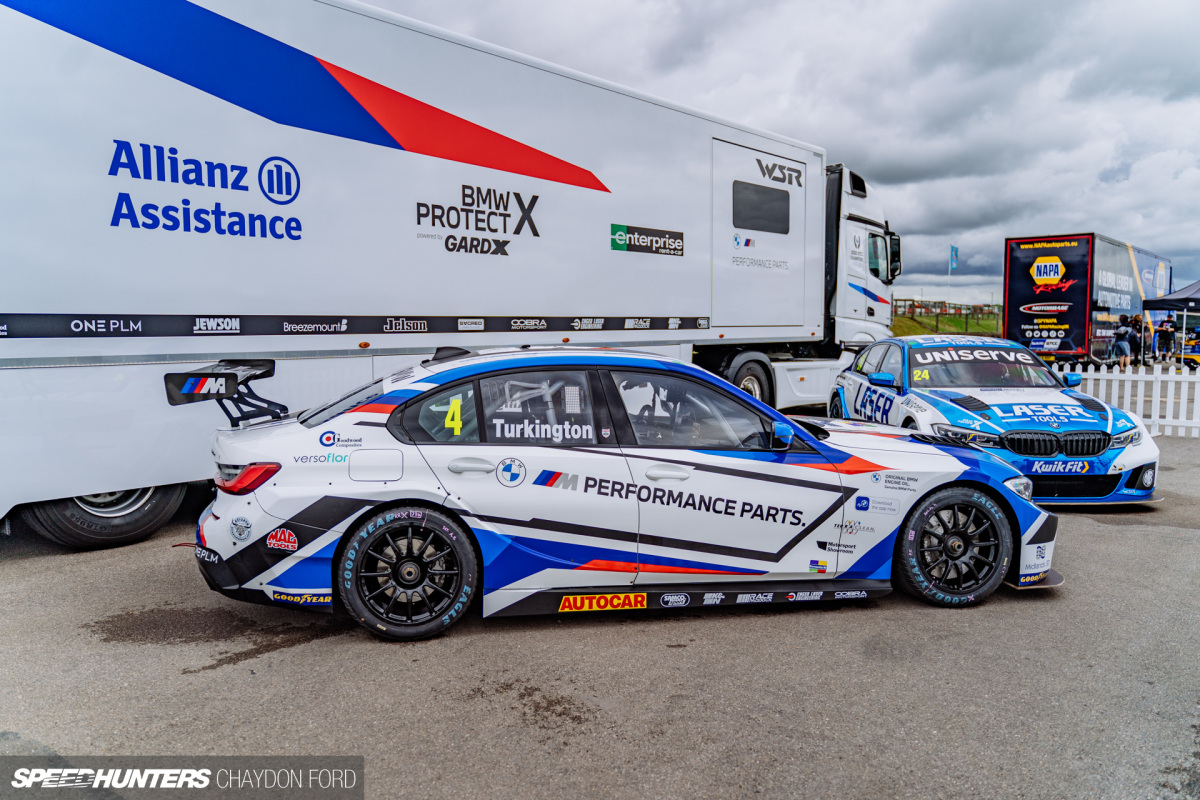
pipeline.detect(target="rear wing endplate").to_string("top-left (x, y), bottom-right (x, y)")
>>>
top-left (164, 359), bottom-right (289, 427)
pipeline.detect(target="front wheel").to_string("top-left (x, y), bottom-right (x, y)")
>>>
top-left (827, 393), bottom-right (846, 419)
top-left (18, 484), bottom-right (187, 549)
top-left (339, 506), bottom-right (478, 641)
top-left (893, 487), bottom-right (1013, 607)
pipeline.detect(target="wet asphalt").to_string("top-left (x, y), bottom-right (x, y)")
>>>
top-left (1, 437), bottom-right (1199, 800)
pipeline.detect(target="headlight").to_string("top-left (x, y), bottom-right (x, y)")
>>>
top-left (1004, 476), bottom-right (1034, 501)
top-left (1109, 428), bottom-right (1142, 449)
top-left (931, 424), bottom-right (1001, 447)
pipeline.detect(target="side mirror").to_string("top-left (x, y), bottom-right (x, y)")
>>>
top-left (868, 372), bottom-right (897, 389)
top-left (888, 235), bottom-right (902, 281)
top-left (771, 420), bottom-right (794, 451)
top-left (1063, 373), bottom-right (1082, 388)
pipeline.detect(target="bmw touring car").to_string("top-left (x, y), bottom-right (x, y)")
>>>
top-left (829, 335), bottom-right (1159, 504)
top-left (194, 347), bottom-right (1059, 640)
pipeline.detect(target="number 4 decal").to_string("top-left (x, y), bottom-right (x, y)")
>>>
top-left (444, 397), bottom-right (463, 435)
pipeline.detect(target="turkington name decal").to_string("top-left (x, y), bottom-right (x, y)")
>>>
top-left (107, 139), bottom-right (303, 241)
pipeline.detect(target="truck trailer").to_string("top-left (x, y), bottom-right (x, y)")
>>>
top-left (0, 0), bottom-right (901, 547)
top-left (1003, 233), bottom-right (1171, 363)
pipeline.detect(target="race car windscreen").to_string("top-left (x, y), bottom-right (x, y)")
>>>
top-left (908, 346), bottom-right (1060, 388)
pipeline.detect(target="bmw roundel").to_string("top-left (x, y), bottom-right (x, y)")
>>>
top-left (496, 457), bottom-right (527, 486)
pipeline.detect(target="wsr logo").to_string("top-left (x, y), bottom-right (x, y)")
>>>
top-left (258, 157), bottom-right (300, 205)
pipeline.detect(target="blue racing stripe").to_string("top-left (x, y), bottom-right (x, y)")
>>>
top-left (2, 0), bottom-right (399, 149)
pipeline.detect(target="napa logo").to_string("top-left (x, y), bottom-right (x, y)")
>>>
top-left (1031, 257), bottom-right (1066, 285)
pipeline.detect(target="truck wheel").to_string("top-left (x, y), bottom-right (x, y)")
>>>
top-left (827, 394), bottom-right (846, 418)
top-left (893, 487), bottom-right (1012, 607)
top-left (18, 484), bottom-right (187, 550)
top-left (339, 506), bottom-right (478, 641)
top-left (732, 362), bottom-right (771, 404)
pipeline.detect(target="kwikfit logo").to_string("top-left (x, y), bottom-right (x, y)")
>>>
top-left (1029, 460), bottom-right (1090, 474)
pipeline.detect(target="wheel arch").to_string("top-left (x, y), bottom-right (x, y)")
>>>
top-left (329, 497), bottom-right (484, 615)
top-left (893, 478), bottom-right (1023, 582)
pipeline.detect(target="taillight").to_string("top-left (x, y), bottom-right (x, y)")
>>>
top-left (215, 463), bottom-right (280, 495)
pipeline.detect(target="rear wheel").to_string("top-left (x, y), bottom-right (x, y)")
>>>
top-left (339, 506), bottom-right (478, 641)
top-left (732, 361), bottom-right (771, 405)
top-left (893, 487), bottom-right (1012, 607)
top-left (18, 484), bottom-right (187, 549)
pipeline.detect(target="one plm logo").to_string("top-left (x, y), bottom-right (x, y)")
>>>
top-left (258, 156), bottom-right (300, 205)
top-left (1029, 460), bottom-right (1090, 475)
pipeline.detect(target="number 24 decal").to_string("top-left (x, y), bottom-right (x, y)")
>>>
top-left (912, 369), bottom-right (930, 381)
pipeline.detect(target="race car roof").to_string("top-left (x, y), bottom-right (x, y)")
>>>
top-left (889, 335), bottom-right (1024, 350)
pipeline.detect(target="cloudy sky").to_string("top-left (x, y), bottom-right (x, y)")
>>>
top-left (374, 0), bottom-right (1200, 304)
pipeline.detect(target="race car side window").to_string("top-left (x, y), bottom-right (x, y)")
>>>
top-left (401, 382), bottom-right (481, 444)
top-left (479, 370), bottom-right (599, 446)
top-left (606, 371), bottom-right (770, 450)
top-left (879, 345), bottom-right (903, 385)
top-left (856, 345), bottom-right (887, 375)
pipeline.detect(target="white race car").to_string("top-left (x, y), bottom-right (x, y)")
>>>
top-left (829, 335), bottom-right (1159, 504)
top-left (191, 347), bottom-right (1059, 640)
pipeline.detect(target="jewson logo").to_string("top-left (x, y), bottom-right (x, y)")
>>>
top-left (192, 316), bottom-right (240, 334)
top-left (258, 157), bottom-right (300, 204)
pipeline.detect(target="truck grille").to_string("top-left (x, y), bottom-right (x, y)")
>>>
top-left (1030, 475), bottom-right (1121, 499)
top-left (1001, 430), bottom-right (1110, 457)
top-left (1001, 431), bottom-right (1060, 456)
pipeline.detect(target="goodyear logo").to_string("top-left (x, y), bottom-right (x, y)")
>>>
top-left (1019, 572), bottom-right (1048, 585)
top-left (271, 591), bottom-right (331, 605)
top-left (1031, 257), bottom-right (1066, 285)
top-left (558, 593), bottom-right (647, 612)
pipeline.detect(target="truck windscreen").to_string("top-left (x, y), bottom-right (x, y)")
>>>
top-left (908, 346), bottom-right (1059, 388)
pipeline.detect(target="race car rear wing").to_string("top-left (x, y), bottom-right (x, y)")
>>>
top-left (164, 359), bottom-right (289, 427)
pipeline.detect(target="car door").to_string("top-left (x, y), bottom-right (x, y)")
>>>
top-left (408, 370), bottom-right (640, 590)
top-left (601, 369), bottom-right (851, 580)
top-left (844, 343), bottom-right (890, 422)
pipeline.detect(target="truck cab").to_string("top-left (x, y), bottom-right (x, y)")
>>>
top-left (827, 165), bottom-right (901, 348)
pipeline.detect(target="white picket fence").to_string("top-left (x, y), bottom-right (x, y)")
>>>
top-left (1054, 364), bottom-right (1200, 437)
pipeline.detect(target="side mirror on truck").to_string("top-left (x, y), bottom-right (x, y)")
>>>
top-left (887, 234), bottom-right (902, 282)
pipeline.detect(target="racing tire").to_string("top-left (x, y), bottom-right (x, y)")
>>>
top-left (827, 393), bottom-right (846, 419)
top-left (339, 506), bottom-right (478, 641)
top-left (893, 487), bottom-right (1013, 607)
top-left (18, 484), bottom-right (187, 550)
top-left (901, 419), bottom-right (919, 430)
top-left (732, 361), bottom-right (772, 405)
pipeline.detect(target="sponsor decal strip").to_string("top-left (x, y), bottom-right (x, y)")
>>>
top-left (0, 314), bottom-right (713, 338)
top-left (4, 0), bottom-right (607, 191)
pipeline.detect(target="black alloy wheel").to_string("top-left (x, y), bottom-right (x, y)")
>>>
top-left (893, 487), bottom-right (1012, 607)
top-left (339, 507), bottom-right (478, 640)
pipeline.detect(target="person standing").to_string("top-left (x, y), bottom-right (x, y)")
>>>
top-left (1130, 314), bottom-right (1144, 366)
top-left (1112, 314), bottom-right (1132, 369)
top-left (1159, 314), bottom-right (1178, 360)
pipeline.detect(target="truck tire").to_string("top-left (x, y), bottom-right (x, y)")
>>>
top-left (893, 487), bottom-right (1012, 607)
top-left (732, 361), bottom-right (772, 404)
top-left (18, 484), bottom-right (187, 550)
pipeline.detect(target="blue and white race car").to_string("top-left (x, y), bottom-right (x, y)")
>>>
top-left (829, 335), bottom-right (1159, 504)
top-left (193, 347), bottom-right (1059, 640)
